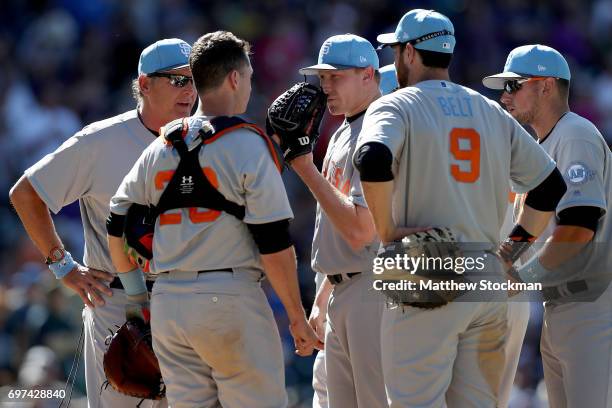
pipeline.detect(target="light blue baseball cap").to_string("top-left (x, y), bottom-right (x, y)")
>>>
top-left (299, 34), bottom-right (379, 76)
top-left (377, 9), bottom-right (455, 54)
top-left (482, 44), bottom-right (571, 89)
top-left (379, 64), bottom-right (399, 95)
top-left (138, 38), bottom-right (192, 75)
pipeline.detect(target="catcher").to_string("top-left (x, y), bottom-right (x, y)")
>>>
top-left (107, 31), bottom-right (320, 408)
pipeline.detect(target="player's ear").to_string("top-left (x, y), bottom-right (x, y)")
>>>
top-left (403, 43), bottom-right (416, 65)
top-left (542, 77), bottom-right (555, 96)
top-left (363, 67), bottom-right (374, 82)
top-left (228, 70), bottom-right (240, 90)
top-left (139, 75), bottom-right (151, 95)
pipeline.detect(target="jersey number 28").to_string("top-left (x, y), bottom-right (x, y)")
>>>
top-left (449, 128), bottom-right (480, 183)
top-left (154, 168), bottom-right (222, 225)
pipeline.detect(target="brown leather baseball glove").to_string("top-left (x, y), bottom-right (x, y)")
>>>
top-left (103, 319), bottom-right (165, 400)
top-left (375, 227), bottom-right (469, 309)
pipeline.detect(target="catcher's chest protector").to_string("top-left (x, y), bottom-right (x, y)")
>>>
top-left (157, 115), bottom-right (283, 219)
top-left (123, 116), bottom-right (283, 262)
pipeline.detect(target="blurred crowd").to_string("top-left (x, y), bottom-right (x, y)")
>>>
top-left (1, 0), bottom-right (611, 406)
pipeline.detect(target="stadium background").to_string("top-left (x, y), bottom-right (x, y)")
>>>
top-left (1, 0), bottom-right (611, 406)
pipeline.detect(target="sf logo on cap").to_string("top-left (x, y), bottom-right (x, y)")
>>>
top-left (180, 43), bottom-right (191, 57)
top-left (321, 42), bottom-right (331, 55)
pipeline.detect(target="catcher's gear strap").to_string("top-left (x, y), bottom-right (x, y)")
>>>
top-left (246, 219), bottom-right (292, 254)
top-left (155, 116), bottom-right (283, 221)
top-left (524, 167), bottom-right (566, 211)
top-left (354, 142), bottom-right (394, 182)
top-left (557, 206), bottom-right (601, 233)
top-left (106, 212), bottom-right (126, 237)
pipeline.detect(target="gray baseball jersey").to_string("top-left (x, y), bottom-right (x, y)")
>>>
top-left (25, 109), bottom-right (165, 407)
top-left (356, 80), bottom-right (555, 408)
top-left (111, 116), bottom-right (293, 274)
top-left (310, 113), bottom-right (386, 407)
top-left (26, 110), bottom-right (155, 273)
top-left (111, 116), bottom-right (293, 407)
top-left (311, 114), bottom-right (380, 275)
top-left (356, 80), bottom-right (555, 244)
top-left (516, 112), bottom-right (612, 290)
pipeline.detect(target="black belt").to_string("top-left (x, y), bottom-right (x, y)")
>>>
top-left (110, 268), bottom-right (233, 291)
top-left (110, 277), bottom-right (155, 292)
top-left (542, 280), bottom-right (588, 301)
top-left (327, 272), bottom-right (361, 285)
top-left (198, 268), bottom-right (233, 273)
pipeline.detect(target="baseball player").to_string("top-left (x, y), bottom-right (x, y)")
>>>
top-left (484, 44), bottom-right (612, 408)
top-left (379, 64), bottom-right (399, 96)
top-left (107, 31), bottom-right (320, 408)
top-left (353, 9), bottom-right (567, 407)
top-left (294, 34), bottom-right (386, 408)
top-left (9, 38), bottom-right (195, 407)
top-left (308, 56), bottom-right (399, 408)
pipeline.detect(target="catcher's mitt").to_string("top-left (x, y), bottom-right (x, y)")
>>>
top-left (266, 82), bottom-right (327, 162)
top-left (375, 227), bottom-right (468, 309)
top-left (103, 319), bottom-right (165, 400)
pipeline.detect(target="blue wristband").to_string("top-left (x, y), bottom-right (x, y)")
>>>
top-left (517, 255), bottom-right (551, 283)
top-left (48, 251), bottom-right (77, 279)
top-left (118, 269), bottom-right (148, 296)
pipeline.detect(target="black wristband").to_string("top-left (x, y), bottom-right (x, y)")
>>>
top-left (508, 224), bottom-right (536, 242)
top-left (498, 225), bottom-right (537, 265)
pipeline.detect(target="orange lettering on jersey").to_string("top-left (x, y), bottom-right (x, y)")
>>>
top-left (332, 168), bottom-right (342, 189)
top-left (508, 191), bottom-right (516, 203)
top-left (155, 170), bottom-right (175, 190)
top-left (341, 180), bottom-right (350, 195)
top-left (450, 128), bottom-right (481, 183)
top-left (188, 167), bottom-right (222, 223)
top-left (154, 167), bottom-right (222, 225)
top-left (160, 212), bottom-right (181, 225)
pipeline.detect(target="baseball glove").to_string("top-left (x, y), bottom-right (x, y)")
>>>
top-left (374, 227), bottom-right (468, 309)
top-left (103, 319), bottom-right (165, 400)
top-left (266, 82), bottom-right (327, 162)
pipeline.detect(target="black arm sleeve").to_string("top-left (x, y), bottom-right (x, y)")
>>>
top-left (247, 219), bottom-right (293, 254)
top-left (106, 212), bottom-right (126, 237)
top-left (353, 142), bottom-right (394, 182)
top-left (557, 206), bottom-right (602, 233)
top-left (524, 167), bottom-right (567, 211)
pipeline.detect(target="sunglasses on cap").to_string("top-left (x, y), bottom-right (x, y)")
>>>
top-left (147, 72), bottom-right (194, 88)
top-left (503, 77), bottom-right (547, 94)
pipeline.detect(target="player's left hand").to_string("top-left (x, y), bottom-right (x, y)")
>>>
top-left (61, 264), bottom-right (114, 308)
top-left (290, 318), bottom-right (323, 356)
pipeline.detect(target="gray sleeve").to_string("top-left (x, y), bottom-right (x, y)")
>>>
top-left (555, 138), bottom-right (607, 215)
top-left (25, 133), bottom-right (93, 214)
top-left (355, 97), bottom-right (406, 168)
top-left (110, 151), bottom-right (149, 216)
top-left (241, 138), bottom-right (293, 224)
top-left (348, 168), bottom-right (368, 208)
top-left (508, 117), bottom-right (556, 194)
